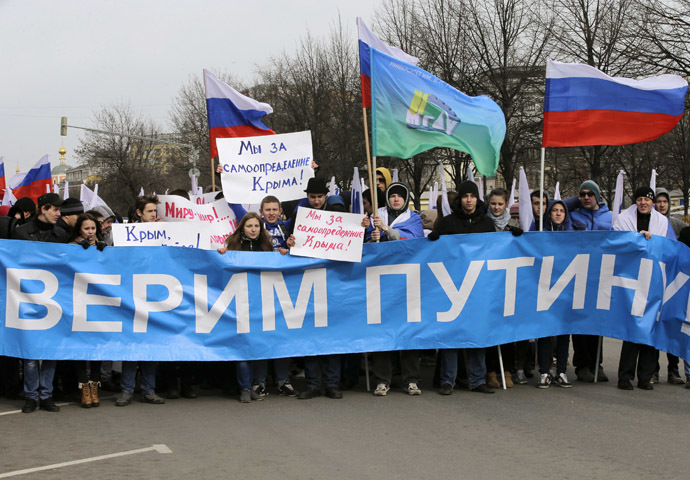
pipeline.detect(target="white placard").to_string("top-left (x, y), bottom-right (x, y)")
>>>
top-left (290, 207), bottom-right (365, 262)
top-left (217, 131), bottom-right (314, 204)
top-left (112, 222), bottom-right (211, 249)
top-left (189, 192), bottom-right (221, 205)
top-left (156, 195), bottom-right (237, 249)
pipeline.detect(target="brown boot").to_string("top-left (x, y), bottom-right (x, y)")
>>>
top-left (80, 382), bottom-right (92, 408)
top-left (90, 381), bottom-right (100, 407)
top-left (486, 371), bottom-right (500, 388)
top-left (504, 371), bottom-right (514, 388)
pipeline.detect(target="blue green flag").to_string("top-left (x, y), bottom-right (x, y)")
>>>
top-left (371, 48), bottom-right (506, 177)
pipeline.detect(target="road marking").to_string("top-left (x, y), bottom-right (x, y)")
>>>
top-left (0, 444), bottom-right (172, 478)
top-left (0, 402), bottom-right (72, 416)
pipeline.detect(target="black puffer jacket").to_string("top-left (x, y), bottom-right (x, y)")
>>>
top-left (12, 217), bottom-right (69, 243)
top-left (430, 196), bottom-right (496, 238)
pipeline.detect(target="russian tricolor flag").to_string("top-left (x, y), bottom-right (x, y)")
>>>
top-left (0, 157), bottom-right (6, 194)
top-left (543, 60), bottom-right (688, 147)
top-left (204, 69), bottom-right (275, 159)
top-left (11, 155), bottom-right (52, 203)
top-left (357, 17), bottom-right (419, 109)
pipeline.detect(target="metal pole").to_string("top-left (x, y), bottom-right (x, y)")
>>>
top-left (497, 345), bottom-right (506, 390)
top-left (539, 147), bottom-right (545, 231)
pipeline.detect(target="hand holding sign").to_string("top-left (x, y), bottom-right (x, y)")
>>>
top-left (217, 131), bottom-right (315, 204)
top-left (290, 207), bottom-right (366, 262)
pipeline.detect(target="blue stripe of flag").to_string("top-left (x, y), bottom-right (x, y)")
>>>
top-left (206, 98), bottom-right (271, 130)
top-left (545, 77), bottom-right (687, 115)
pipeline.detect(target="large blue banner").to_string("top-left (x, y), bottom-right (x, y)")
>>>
top-left (1, 231), bottom-right (689, 362)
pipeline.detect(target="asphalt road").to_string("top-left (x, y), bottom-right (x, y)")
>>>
top-left (1, 338), bottom-right (689, 480)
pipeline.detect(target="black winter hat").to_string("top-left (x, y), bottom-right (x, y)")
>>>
top-left (61, 197), bottom-right (85, 216)
top-left (633, 186), bottom-right (655, 202)
top-left (458, 180), bottom-right (479, 198)
top-left (37, 193), bottom-right (64, 209)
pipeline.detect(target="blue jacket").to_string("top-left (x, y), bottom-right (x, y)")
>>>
top-left (563, 196), bottom-right (612, 231)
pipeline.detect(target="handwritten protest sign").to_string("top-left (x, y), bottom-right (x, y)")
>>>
top-left (290, 207), bottom-right (365, 262)
top-left (217, 131), bottom-right (314, 204)
top-left (156, 195), bottom-right (237, 249)
top-left (190, 192), bottom-right (220, 205)
top-left (112, 223), bottom-right (211, 249)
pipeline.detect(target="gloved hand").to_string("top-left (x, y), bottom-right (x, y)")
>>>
top-left (428, 230), bottom-right (440, 241)
top-left (508, 226), bottom-right (523, 237)
top-left (96, 241), bottom-right (107, 251)
top-left (79, 239), bottom-right (90, 249)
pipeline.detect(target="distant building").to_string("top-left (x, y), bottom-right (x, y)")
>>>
top-left (52, 145), bottom-right (73, 185)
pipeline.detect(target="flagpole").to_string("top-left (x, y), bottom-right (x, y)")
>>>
top-left (211, 157), bottom-right (216, 192)
top-left (362, 107), bottom-right (376, 208)
top-left (539, 147), bottom-right (545, 231)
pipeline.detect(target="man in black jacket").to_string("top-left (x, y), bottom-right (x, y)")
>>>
top-left (12, 193), bottom-right (65, 413)
top-left (0, 197), bottom-right (35, 239)
top-left (429, 181), bottom-right (496, 395)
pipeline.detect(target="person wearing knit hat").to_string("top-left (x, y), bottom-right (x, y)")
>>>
top-left (428, 180), bottom-right (497, 395)
top-left (366, 182), bottom-right (423, 242)
top-left (55, 197), bottom-right (85, 238)
top-left (614, 185), bottom-right (675, 391)
top-left (364, 181), bottom-right (424, 397)
top-left (565, 179), bottom-right (613, 383)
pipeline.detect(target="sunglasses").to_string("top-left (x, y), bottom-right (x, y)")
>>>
top-left (579, 191), bottom-right (596, 198)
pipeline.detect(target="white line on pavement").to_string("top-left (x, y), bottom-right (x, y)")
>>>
top-left (0, 444), bottom-right (172, 478)
top-left (0, 402), bottom-right (72, 416)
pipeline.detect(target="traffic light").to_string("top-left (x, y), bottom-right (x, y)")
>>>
top-left (60, 117), bottom-right (68, 136)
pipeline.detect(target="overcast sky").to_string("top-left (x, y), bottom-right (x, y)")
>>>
top-left (0, 0), bottom-right (377, 174)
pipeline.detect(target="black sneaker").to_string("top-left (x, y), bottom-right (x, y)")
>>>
top-left (277, 383), bottom-right (297, 397)
top-left (325, 387), bottom-right (343, 399)
top-left (617, 379), bottom-right (634, 390)
top-left (597, 366), bottom-right (609, 382)
top-left (39, 398), bottom-right (60, 412)
top-left (470, 383), bottom-right (494, 394)
top-left (637, 381), bottom-right (653, 390)
top-left (576, 367), bottom-right (595, 382)
top-left (439, 383), bottom-right (453, 395)
top-left (297, 388), bottom-right (321, 400)
top-left (22, 398), bottom-right (38, 413)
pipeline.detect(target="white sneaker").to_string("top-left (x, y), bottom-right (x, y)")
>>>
top-left (405, 382), bottom-right (422, 395)
top-left (554, 373), bottom-right (573, 388)
top-left (537, 373), bottom-right (551, 389)
top-left (374, 383), bottom-right (390, 396)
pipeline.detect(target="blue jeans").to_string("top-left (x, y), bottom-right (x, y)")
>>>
top-left (440, 349), bottom-right (486, 389)
top-left (304, 355), bottom-right (340, 389)
top-left (253, 358), bottom-right (290, 386)
top-left (121, 361), bottom-right (157, 394)
top-left (23, 359), bottom-right (56, 400)
top-left (236, 361), bottom-right (252, 390)
top-left (685, 360), bottom-right (690, 378)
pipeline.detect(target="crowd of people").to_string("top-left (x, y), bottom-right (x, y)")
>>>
top-left (1, 166), bottom-right (689, 413)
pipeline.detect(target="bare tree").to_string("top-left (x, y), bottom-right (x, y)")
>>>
top-left (466, 0), bottom-right (553, 186)
top-left (76, 102), bottom-right (186, 214)
top-left (634, 0), bottom-right (690, 76)
top-left (257, 21), bottom-right (364, 189)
